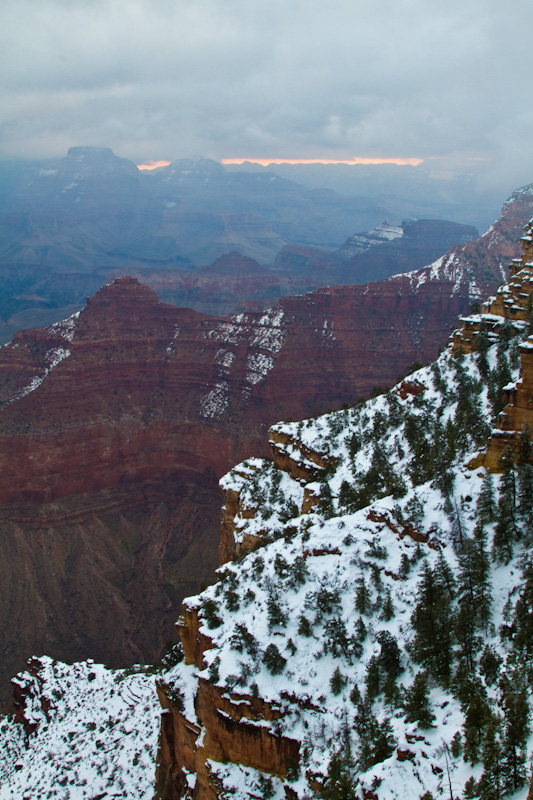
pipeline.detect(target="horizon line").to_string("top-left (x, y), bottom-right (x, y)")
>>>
top-left (222, 157), bottom-right (424, 167)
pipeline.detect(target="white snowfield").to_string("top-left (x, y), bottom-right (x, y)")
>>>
top-left (165, 317), bottom-right (533, 798)
top-left (0, 658), bottom-right (159, 799)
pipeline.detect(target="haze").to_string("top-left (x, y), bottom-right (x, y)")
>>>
top-left (1, 0), bottom-right (532, 194)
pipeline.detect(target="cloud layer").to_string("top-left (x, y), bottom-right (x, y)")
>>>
top-left (1, 0), bottom-right (532, 191)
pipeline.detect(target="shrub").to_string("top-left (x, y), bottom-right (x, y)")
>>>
top-left (263, 643), bottom-right (287, 675)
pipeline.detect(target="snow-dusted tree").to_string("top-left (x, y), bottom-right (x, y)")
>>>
top-left (477, 473), bottom-right (496, 525)
top-left (263, 643), bottom-right (286, 675)
top-left (411, 561), bottom-right (453, 685)
top-left (403, 672), bottom-right (435, 729)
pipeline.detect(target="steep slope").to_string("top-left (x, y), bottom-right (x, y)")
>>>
top-left (0, 656), bottom-right (160, 799)
top-left (156, 225), bottom-right (533, 798)
top-left (396, 183), bottom-right (533, 302)
top-left (274, 218), bottom-right (479, 291)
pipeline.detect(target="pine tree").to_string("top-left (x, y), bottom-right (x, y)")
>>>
top-left (380, 588), bottom-right (395, 621)
top-left (365, 655), bottom-right (381, 700)
top-left (477, 473), bottom-right (496, 525)
top-left (324, 617), bottom-right (350, 659)
top-left (454, 601), bottom-right (479, 674)
top-left (411, 561), bottom-right (453, 685)
top-left (377, 631), bottom-right (402, 680)
top-left (403, 672), bottom-right (435, 728)
top-left (319, 746), bottom-right (358, 800)
top-left (471, 525), bottom-right (493, 632)
top-left (454, 533), bottom-right (492, 666)
top-left (462, 689), bottom-right (491, 764)
top-left (263, 643), bottom-right (287, 675)
top-left (500, 677), bottom-right (530, 794)
top-left (479, 645), bottom-right (502, 686)
top-left (477, 715), bottom-right (503, 800)
top-left (450, 497), bottom-right (466, 552)
top-left (330, 666), bottom-right (346, 696)
top-left (517, 463), bottom-right (533, 540)
top-left (474, 326), bottom-right (491, 377)
top-left (493, 447), bottom-right (517, 562)
top-left (355, 700), bottom-right (396, 770)
top-left (355, 578), bottom-right (371, 615)
top-left (513, 558), bottom-right (533, 658)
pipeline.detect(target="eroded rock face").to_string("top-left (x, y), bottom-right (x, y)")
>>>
top-left (0, 268), bottom-right (485, 703)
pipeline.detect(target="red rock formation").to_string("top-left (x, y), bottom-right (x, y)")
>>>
top-left (0, 264), bottom-right (497, 704)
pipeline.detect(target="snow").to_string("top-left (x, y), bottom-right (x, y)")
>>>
top-left (47, 311), bottom-right (80, 343)
top-left (198, 381), bottom-right (229, 419)
top-left (246, 352), bottom-right (275, 385)
top-left (162, 313), bottom-right (533, 798)
top-left (0, 658), bottom-right (159, 800)
top-left (4, 347), bottom-right (71, 406)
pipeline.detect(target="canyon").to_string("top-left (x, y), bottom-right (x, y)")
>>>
top-left (0, 185), bottom-right (531, 708)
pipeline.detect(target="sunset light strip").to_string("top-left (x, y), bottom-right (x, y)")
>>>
top-left (222, 157), bottom-right (423, 166)
top-left (137, 160), bottom-right (171, 170)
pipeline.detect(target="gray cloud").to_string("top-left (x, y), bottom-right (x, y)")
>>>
top-left (1, 0), bottom-right (532, 192)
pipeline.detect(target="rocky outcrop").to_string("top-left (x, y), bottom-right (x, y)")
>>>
top-left (268, 428), bottom-right (333, 482)
top-left (451, 221), bottom-right (533, 353)
top-left (157, 611), bottom-right (300, 800)
top-left (482, 333), bottom-right (533, 469)
top-left (447, 219), bottom-right (533, 470)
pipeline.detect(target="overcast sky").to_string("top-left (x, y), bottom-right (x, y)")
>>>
top-left (1, 0), bottom-right (532, 190)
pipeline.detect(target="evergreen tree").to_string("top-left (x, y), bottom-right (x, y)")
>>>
top-left (477, 715), bottom-right (503, 800)
top-left (330, 666), bottom-right (347, 696)
top-left (517, 463), bottom-right (533, 540)
top-left (471, 525), bottom-right (493, 632)
top-left (500, 676), bottom-right (530, 794)
top-left (297, 613), bottom-right (313, 637)
top-left (462, 689), bottom-right (491, 764)
top-left (355, 578), bottom-right (371, 615)
top-left (380, 588), bottom-right (395, 621)
top-left (324, 617), bottom-right (351, 660)
top-left (354, 699), bottom-right (396, 770)
top-left (318, 745), bottom-right (358, 800)
top-left (454, 601), bottom-right (479, 674)
top-left (479, 645), bottom-right (502, 687)
top-left (493, 447), bottom-right (517, 562)
top-left (365, 655), bottom-right (381, 700)
top-left (263, 643), bottom-right (287, 675)
top-left (474, 327), bottom-right (491, 378)
top-left (403, 672), bottom-right (435, 728)
top-left (377, 631), bottom-right (402, 681)
top-left (411, 561), bottom-right (453, 685)
top-left (477, 473), bottom-right (496, 525)
top-left (454, 532), bottom-right (492, 664)
top-left (513, 558), bottom-right (533, 658)
top-left (450, 497), bottom-right (466, 552)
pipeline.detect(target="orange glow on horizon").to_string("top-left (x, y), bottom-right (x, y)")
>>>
top-left (137, 160), bottom-right (171, 171)
top-left (222, 157), bottom-right (423, 167)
